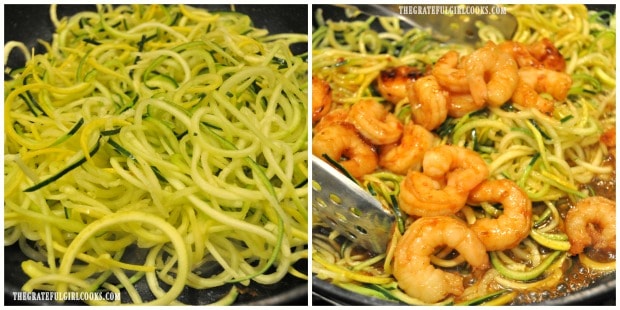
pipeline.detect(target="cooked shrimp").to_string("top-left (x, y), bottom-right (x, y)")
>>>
top-left (398, 145), bottom-right (489, 217)
top-left (498, 41), bottom-right (540, 68)
top-left (468, 179), bottom-right (533, 251)
top-left (398, 171), bottom-right (469, 217)
top-left (498, 38), bottom-right (566, 71)
top-left (347, 99), bottom-right (403, 145)
top-left (511, 79), bottom-right (555, 114)
top-left (312, 123), bottom-right (378, 178)
top-left (447, 92), bottom-right (484, 118)
top-left (432, 50), bottom-right (469, 93)
top-left (393, 216), bottom-right (490, 304)
top-left (565, 196), bottom-right (616, 255)
top-left (379, 122), bottom-right (437, 175)
top-left (486, 51), bottom-right (520, 107)
top-left (463, 42), bottom-right (519, 107)
top-left (313, 107), bottom-right (349, 134)
top-left (600, 126), bottom-right (616, 158)
top-left (517, 66), bottom-right (572, 101)
top-left (527, 38), bottom-right (566, 72)
top-left (376, 66), bottom-right (423, 104)
top-left (407, 75), bottom-right (449, 131)
top-left (422, 145), bottom-right (489, 193)
top-left (312, 76), bottom-right (332, 124)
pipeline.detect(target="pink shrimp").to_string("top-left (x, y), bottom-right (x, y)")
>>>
top-left (463, 42), bottom-right (519, 107)
top-left (312, 122), bottom-right (378, 178)
top-left (511, 79), bottom-right (555, 114)
top-left (517, 66), bottom-right (572, 101)
top-left (312, 76), bottom-right (332, 124)
top-left (432, 50), bottom-right (470, 93)
top-left (498, 40), bottom-right (540, 69)
top-left (468, 179), bottom-right (533, 251)
top-left (376, 65), bottom-right (423, 104)
top-left (313, 107), bottom-right (350, 135)
top-left (407, 75), bottom-right (449, 131)
top-left (600, 126), bottom-right (616, 158)
top-left (393, 216), bottom-right (490, 304)
top-left (527, 38), bottom-right (567, 72)
top-left (378, 122), bottom-right (437, 175)
top-left (347, 99), bottom-right (403, 145)
top-left (398, 145), bottom-right (489, 217)
top-left (446, 92), bottom-right (484, 118)
top-left (498, 38), bottom-right (566, 71)
top-left (565, 196), bottom-right (616, 255)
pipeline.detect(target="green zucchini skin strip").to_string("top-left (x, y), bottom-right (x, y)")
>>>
top-left (23, 138), bottom-right (102, 192)
top-left (50, 118), bottom-right (85, 147)
top-left (456, 289), bottom-right (511, 306)
top-left (490, 250), bottom-right (562, 281)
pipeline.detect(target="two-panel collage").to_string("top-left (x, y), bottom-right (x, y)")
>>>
top-left (2, 3), bottom-right (616, 307)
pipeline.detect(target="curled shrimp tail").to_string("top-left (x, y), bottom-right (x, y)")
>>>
top-left (527, 37), bottom-right (567, 71)
top-left (398, 145), bottom-right (489, 217)
top-left (394, 216), bottom-right (490, 304)
top-left (348, 99), bottom-right (403, 145)
top-left (312, 76), bottom-right (333, 124)
top-left (468, 179), bottom-right (533, 251)
top-left (432, 50), bottom-right (470, 93)
top-left (565, 196), bottom-right (616, 255)
top-left (312, 122), bottom-right (378, 178)
top-left (376, 66), bottom-right (423, 104)
top-left (379, 122), bottom-right (436, 175)
top-left (407, 75), bottom-right (449, 131)
top-left (464, 42), bottom-right (519, 107)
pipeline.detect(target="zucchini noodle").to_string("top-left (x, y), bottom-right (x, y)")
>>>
top-left (4, 4), bottom-right (308, 305)
top-left (312, 4), bottom-right (615, 305)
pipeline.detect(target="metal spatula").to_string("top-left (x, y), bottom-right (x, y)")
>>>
top-left (311, 156), bottom-right (395, 253)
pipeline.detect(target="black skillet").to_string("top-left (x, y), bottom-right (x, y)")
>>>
top-left (311, 4), bottom-right (616, 306)
top-left (3, 4), bottom-right (308, 306)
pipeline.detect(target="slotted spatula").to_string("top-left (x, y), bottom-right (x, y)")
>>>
top-left (311, 155), bottom-right (395, 253)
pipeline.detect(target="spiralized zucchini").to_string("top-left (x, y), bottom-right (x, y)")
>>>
top-left (4, 4), bottom-right (308, 305)
top-left (312, 4), bottom-right (615, 305)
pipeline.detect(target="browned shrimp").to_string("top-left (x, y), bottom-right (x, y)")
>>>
top-left (347, 99), bottom-right (403, 145)
top-left (312, 123), bottom-right (378, 178)
top-left (600, 126), bottom-right (616, 158)
top-left (422, 145), bottom-right (489, 193)
top-left (407, 75), bottom-right (449, 131)
top-left (312, 76), bottom-right (332, 124)
top-left (313, 108), bottom-right (350, 134)
top-left (378, 122), bottom-right (437, 175)
top-left (447, 92), bottom-right (484, 118)
top-left (398, 145), bottom-right (489, 217)
top-left (463, 42), bottom-right (519, 107)
top-left (432, 50), bottom-right (469, 93)
top-left (498, 41), bottom-right (540, 68)
top-left (468, 179), bottom-right (533, 251)
top-left (512, 67), bottom-right (572, 113)
top-left (518, 67), bottom-right (572, 101)
top-left (393, 216), bottom-right (490, 304)
top-left (511, 79), bottom-right (555, 114)
top-left (376, 66), bottom-right (423, 104)
top-left (527, 38), bottom-right (567, 72)
top-left (565, 196), bottom-right (616, 255)
top-left (498, 38), bottom-right (566, 71)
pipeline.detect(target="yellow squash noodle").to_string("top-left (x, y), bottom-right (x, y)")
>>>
top-left (4, 4), bottom-right (308, 305)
